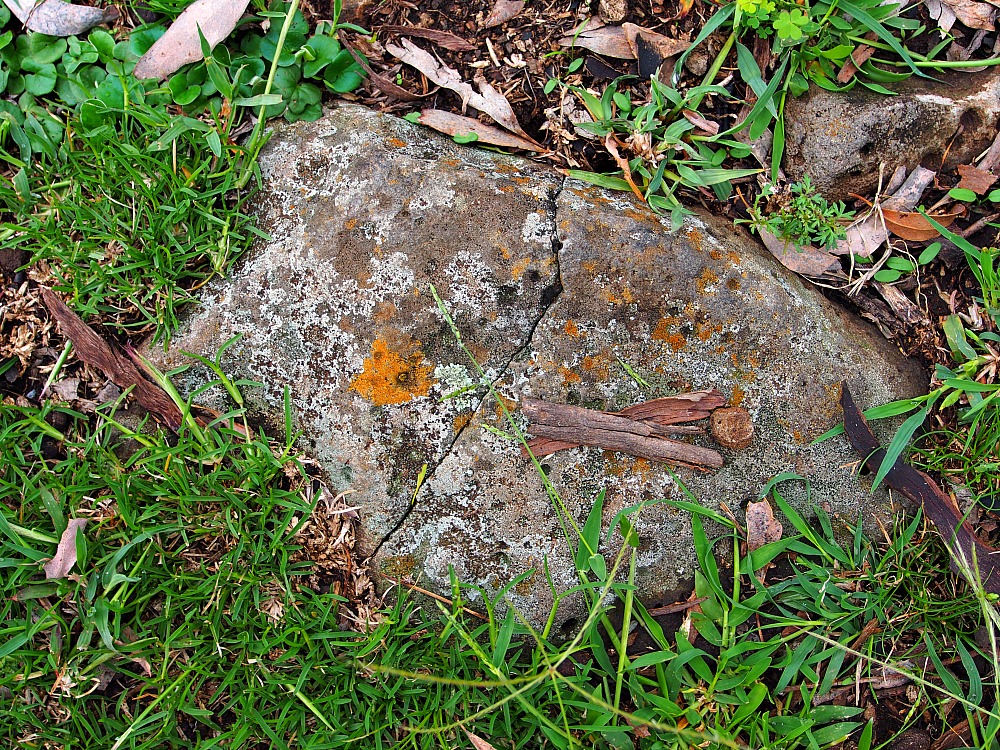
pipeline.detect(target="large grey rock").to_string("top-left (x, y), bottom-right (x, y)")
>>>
top-left (154, 105), bottom-right (927, 630)
top-left (784, 70), bottom-right (1000, 202)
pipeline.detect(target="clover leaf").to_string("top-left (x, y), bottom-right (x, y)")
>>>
top-left (774, 8), bottom-right (808, 40)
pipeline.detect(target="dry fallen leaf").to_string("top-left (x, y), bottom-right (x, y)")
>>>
top-left (40, 287), bottom-right (183, 429)
top-left (745, 499), bottom-right (782, 552)
top-left (882, 208), bottom-right (958, 241)
top-left (463, 729), bottom-right (499, 750)
top-left (936, 0), bottom-right (995, 30)
top-left (418, 110), bottom-right (545, 151)
top-left (483, 0), bottom-right (524, 27)
top-left (133, 0), bottom-right (252, 80)
top-left (5, 0), bottom-right (119, 35)
top-left (925, 0), bottom-right (959, 32)
top-left (956, 163), bottom-right (998, 195)
top-left (758, 229), bottom-right (842, 277)
top-left (559, 20), bottom-right (688, 61)
top-left (835, 165), bottom-right (936, 257)
top-left (681, 108), bottom-right (719, 136)
top-left (377, 25), bottom-right (475, 52)
top-left (43, 518), bottom-right (87, 579)
top-left (836, 40), bottom-right (876, 83)
top-left (386, 38), bottom-right (531, 137)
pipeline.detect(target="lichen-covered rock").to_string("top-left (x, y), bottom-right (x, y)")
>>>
top-left (783, 70), bottom-right (1000, 202)
top-left (154, 104), bottom-right (927, 630)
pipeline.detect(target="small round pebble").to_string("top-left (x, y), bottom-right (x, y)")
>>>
top-left (710, 407), bottom-right (754, 450)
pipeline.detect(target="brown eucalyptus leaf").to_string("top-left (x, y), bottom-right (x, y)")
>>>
top-left (483, 0), bottom-right (524, 27)
top-left (956, 163), bottom-right (998, 195)
top-left (386, 38), bottom-right (529, 136)
top-left (43, 518), bottom-right (87, 579)
top-left (418, 110), bottom-right (544, 151)
top-left (939, 0), bottom-right (996, 30)
top-left (622, 23), bottom-right (690, 60)
top-left (841, 383), bottom-right (1000, 596)
top-left (40, 287), bottom-right (183, 429)
top-left (745, 499), bottom-right (782, 552)
top-left (882, 209), bottom-right (957, 241)
top-left (758, 229), bottom-right (842, 277)
top-left (377, 25), bottom-right (475, 51)
top-left (133, 0), bottom-right (251, 80)
top-left (558, 22), bottom-right (633, 59)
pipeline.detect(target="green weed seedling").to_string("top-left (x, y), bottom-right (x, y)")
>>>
top-left (744, 175), bottom-right (855, 250)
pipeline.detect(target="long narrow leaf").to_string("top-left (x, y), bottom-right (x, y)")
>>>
top-left (871, 406), bottom-right (928, 492)
top-left (838, 0), bottom-right (925, 77)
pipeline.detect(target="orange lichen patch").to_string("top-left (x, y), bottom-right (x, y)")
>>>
top-left (709, 249), bottom-right (722, 260)
top-left (564, 320), bottom-right (582, 337)
top-left (581, 353), bottom-right (611, 378)
top-left (453, 412), bottom-right (474, 433)
top-left (344, 218), bottom-right (358, 230)
top-left (652, 318), bottom-right (687, 351)
top-left (559, 366), bottom-right (581, 384)
top-left (602, 285), bottom-right (635, 305)
top-left (726, 250), bottom-right (741, 265)
top-left (350, 339), bottom-right (435, 406)
top-left (510, 175), bottom-right (531, 185)
top-left (499, 245), bottom-right (511, 260)
top-left (495, 163), bottom-right (519, 174)
top-left (726, 277), bottom-right (741, 291)
top-left (603, 452), bottom-right (655, 480)
top-left (730, 384), bottom-right (745, 407)
top-left (387, 137), bottom-right (407, 148)
top-left (696, 267), bottom-right (719, 295)
top-left (442, 158), bottom-right (462, 167)
top-left (511, 258), bottom-right (532, 281)
top-left (696, 322), bottom-right (722, 342)
top-left (493, 393), bottom-right (518, 422)
top-left (685, 227), bottom-right (704, 252)
top-left (582, 260), bottom-right (598, 273)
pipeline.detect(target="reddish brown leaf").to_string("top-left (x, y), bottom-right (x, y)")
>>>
top-left (956, 163), bottom-right (998, 195)
top-left (681, 108), bottom-right (719, 136)
top-left (483, 0), bottom-right (524, 27)
top-left (745, 499), bottom-right (782, 552)
top-left (836, 41), bottom-right (876, 83)
top-left (418, 109), bottom-right (545, 151)
top-left (43, 518), bottom-right (87, 579)
top-left (841, 384), bottom-right (1000, 596)
top-left (378, 25), bottom-right (475, 51)
top-left (622, 23), bottom-right (689, 59)
top-left (133, 0), bottom-right (251, 80)
top-left (40, 288), bottom-right (183, 429)
top-left (882, 209), bottom-right (958, 241)
top-left (559, 22), bottom-right (633, 59)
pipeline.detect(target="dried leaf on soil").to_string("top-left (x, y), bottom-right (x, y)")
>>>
top-left (386, 38), bottom-right (530, 136)
top-left (681, 108), bottom-right (719, 135)
top-left (133, 0), bottom-right (252, 80)
top-left (925, 0), bottom-right (959, 32)
top-left (956, 163), bottom-right (998, 194)
top-left (5, 0), bottom-right (118, 35)
top-left (463, 729), bottom-right (499, 750)
top-left (882, 208), bottom-right (957, 241)
top-left (935, 0), bottom-right (995, 30)
top-left (745, 499), bottom-right (782, 552)
top-left (40, 287), bottom-right (183, 429)
top-left (43, 518), bottom-right (87, 579)
top-left (378, 25), bottom-right (475, 51)
top-left (841, 383), bottom-right (1000, 596)
top-left (758, 229), bottom-right (842, 277)
top-left (483, 0), bottom-right (524, 28)
top-left (559, 20), bottom-right (688, 60)
top-left (835, 166), bottom-right (935, 257)
top-left (340, 31), bottom-right (426, 102)
top-left (418, 109), bottom-right (545, 151)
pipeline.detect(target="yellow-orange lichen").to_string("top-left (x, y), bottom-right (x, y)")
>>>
top-left (386, 137), bottom-right (407, 149)
top-left (564, 320), bottom-right (582, 337)
top-left (453, 412), bottom-right (474, 433)
top-left (730, 384), bottom-right (745, 407)
top-left (559, 366), bottom-right (581, 384)
top-left (510, 258), bottom-right (532, 281)
top-left (696, 267), bottom-right (719, 295)
top-left (350, 339), bottom-right (435, 406)
top-left (652, 319), bottom-right (687, 351)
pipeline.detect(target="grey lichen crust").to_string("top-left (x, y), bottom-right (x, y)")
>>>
top-left (154, 105), bottom-right (927, 630)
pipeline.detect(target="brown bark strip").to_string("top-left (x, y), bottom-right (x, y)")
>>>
top-left (840, 383), bottom-right (1000, 595)
top-left (522, 398), bottom-right (724, 469)
top-left (524, 390), bottom-right (724, 458)
top-left (40, 288), bottom-right (183, 429)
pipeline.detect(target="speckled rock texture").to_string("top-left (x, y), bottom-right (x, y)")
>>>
top-left (784, 70), bottom-right (1000, 202)
top-left (153, 104), bottom-right (927, 630)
